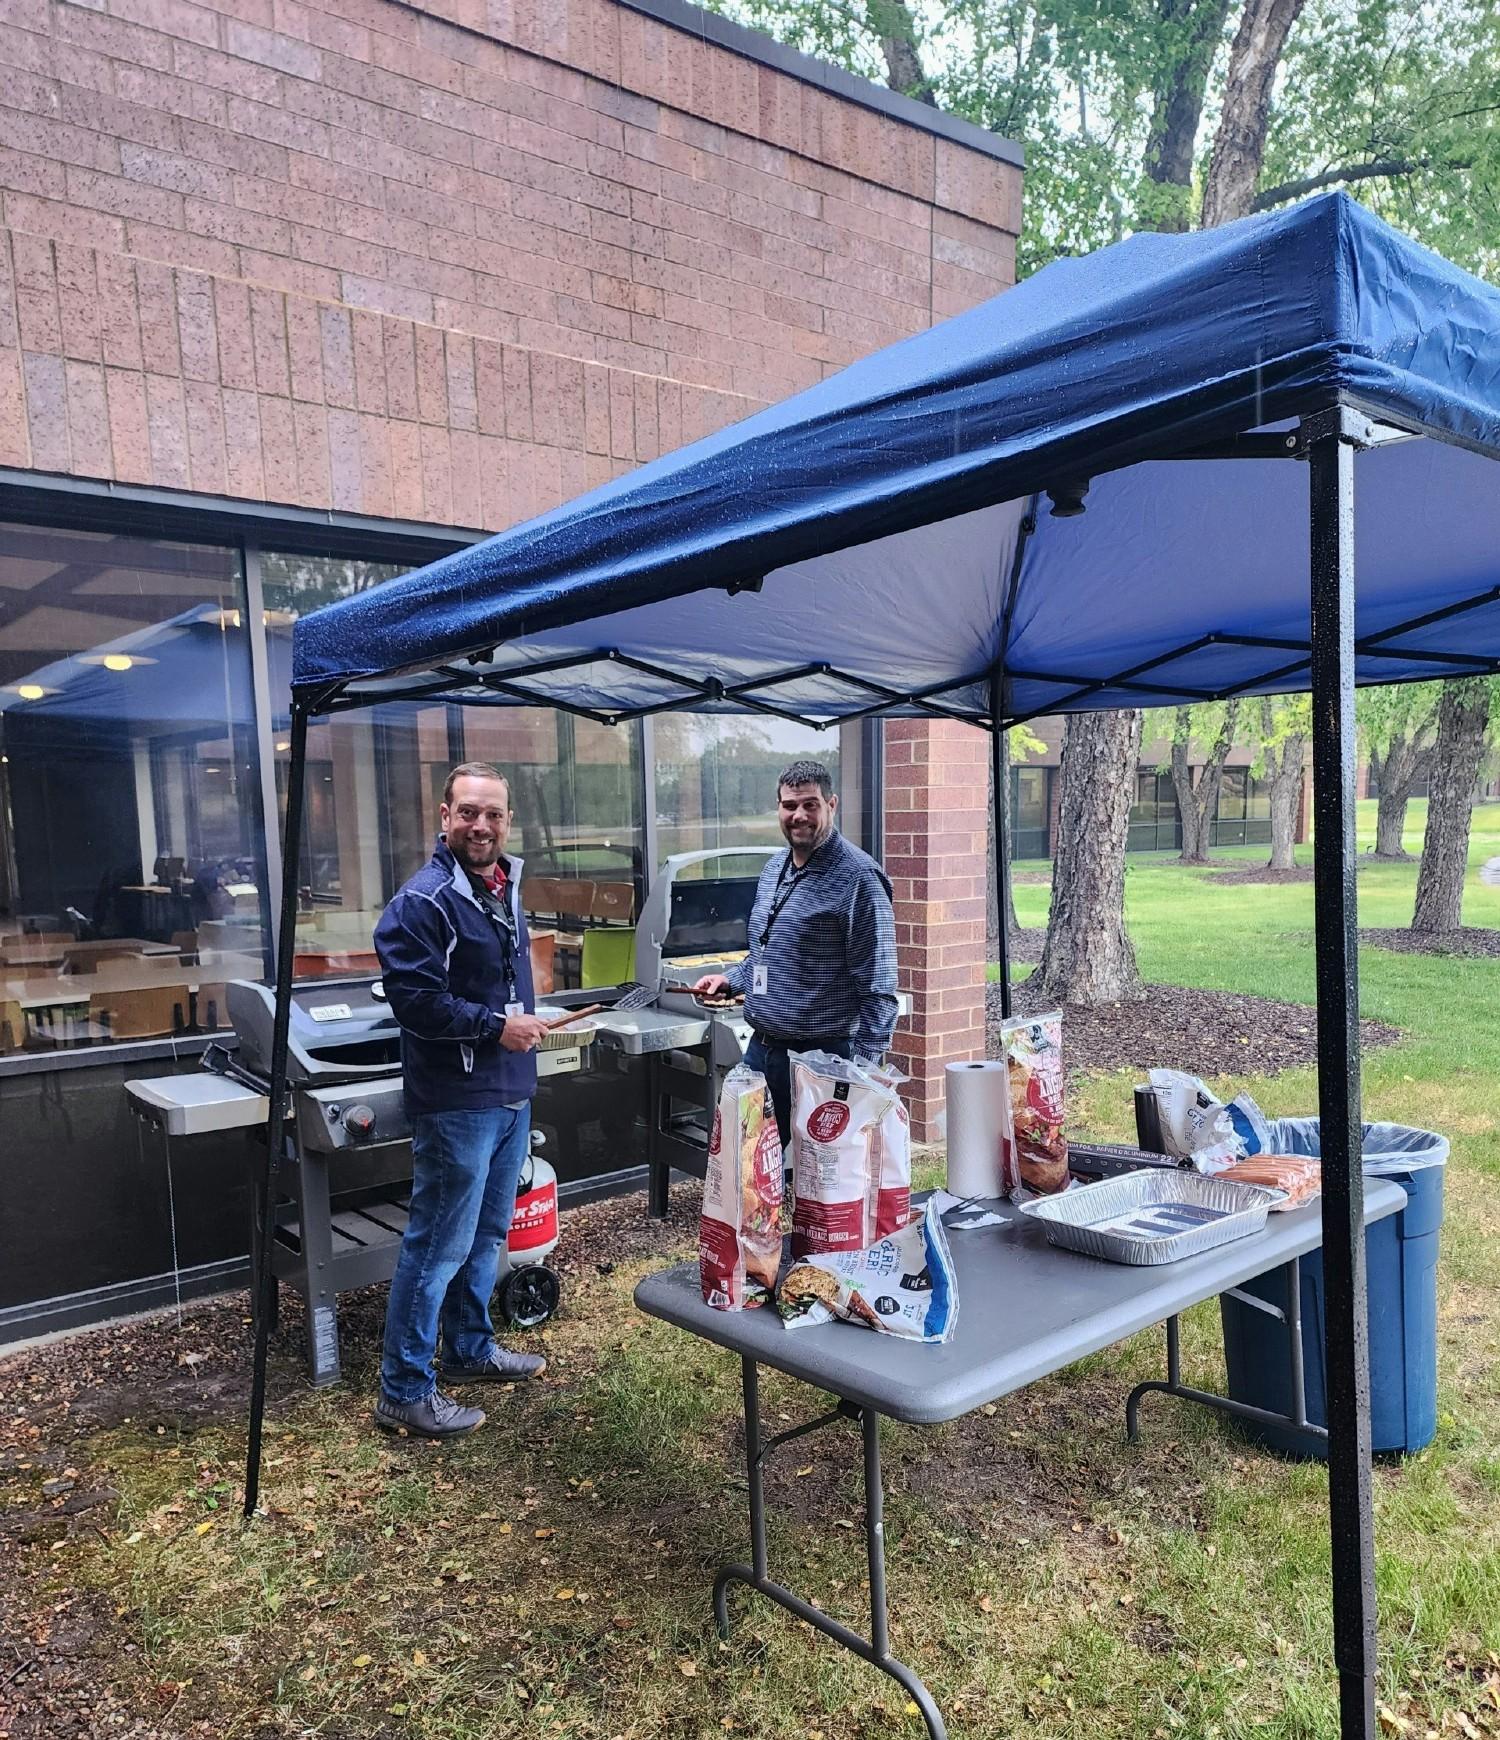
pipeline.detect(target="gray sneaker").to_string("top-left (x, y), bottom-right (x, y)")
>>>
top-left (439, 1344), bottom-right (547, 1384)
top-left (374, 1388), bottom-right (485, 1438)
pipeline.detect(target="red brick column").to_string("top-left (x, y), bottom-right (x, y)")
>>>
top-left (883, 720), bottom-right (989, 1141)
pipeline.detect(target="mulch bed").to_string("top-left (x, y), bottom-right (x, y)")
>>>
top-left (1003, 925), bottom-right (1046, 964)
top-left (1199, 865), bottom-right (1315, 885)
top-left (1011, 871), bottom-right (1052, 886)
top-left (1362, 926), bottom-right (1500, 959)
top-left (988, 979), bottom-right (1402, 1078)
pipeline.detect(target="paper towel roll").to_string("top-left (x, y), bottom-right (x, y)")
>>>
top-left (944, 1059), bottom-right (1011, 1199)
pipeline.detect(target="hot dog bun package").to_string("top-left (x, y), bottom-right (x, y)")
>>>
top-left (1000, 1012), bottom-right (1071, 1199)
top-left (778, 1196), bottom-right (957, 1343)
top-left (699, 1064), bottom-right (784, 1311)
top-left (789, 1052), bottom-right (904, 1258)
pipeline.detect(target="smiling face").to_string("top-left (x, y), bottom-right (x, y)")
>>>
top-left (441, 772), bottom-right (512, 872)
top-left (778, 780), bottom-right (837, 861)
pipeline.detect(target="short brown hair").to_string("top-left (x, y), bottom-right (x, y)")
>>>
top-left (443, 762), bottom-right (510, 805)
top-left (777, 759), bottom-right (833, 799)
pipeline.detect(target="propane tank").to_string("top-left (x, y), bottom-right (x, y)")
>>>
top-left (507, 1145), bottom-right (559, 1267)
top-left (501, 1131), bottom-right (562, 1329)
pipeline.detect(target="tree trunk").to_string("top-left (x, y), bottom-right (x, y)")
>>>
top-left (867, 0), bottom-right (936, 104)
top-left (1370, 727), bottom-right (1435, 859)
top-left (1266, 735), bottom-right (1304, 868)
top-left (1374, 791), bottom-right (1409, 858)
top-left (986, 732), bottom-right (1019, 957)
top-left (1033, 710), bottom-right (1144, 1005)
top-left (1140, 0), bottom-right (1236, 229)
top-left (1200, 0), bottom-right (1311, 227)
top-left (1169, 701), bottom-right (1238, 862)
top-left (1412, 679), bottom-right (1491, 932)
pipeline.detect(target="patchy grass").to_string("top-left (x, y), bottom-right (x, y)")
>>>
top-left (3, 802), bottom-right (1500, 1738)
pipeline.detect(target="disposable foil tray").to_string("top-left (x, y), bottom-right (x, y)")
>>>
top-left (1017, 1170), bottom-right (1276, 1265)
top-left (535, 1009), bottom-right (598, 1052)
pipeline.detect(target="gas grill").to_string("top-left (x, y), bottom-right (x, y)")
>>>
top-left (126, 973), bottom-right (586, 1386)
top-left (590, 848), bottom-right (770, 1212)
top-left (590, 844), bottom-right (912, 1212)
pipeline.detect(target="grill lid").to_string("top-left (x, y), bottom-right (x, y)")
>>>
top-left (227, 977), bottom-right (404, 1082)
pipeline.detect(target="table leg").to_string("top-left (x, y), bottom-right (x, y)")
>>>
top-left (1125, 1269), bottom-right (1328, 1446)
top-left (713, 1358), bottom-right (948, 1740)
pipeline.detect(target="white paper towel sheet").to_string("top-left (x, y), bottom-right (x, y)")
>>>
top-left (944, 1059), bottom-right (1011, 1199)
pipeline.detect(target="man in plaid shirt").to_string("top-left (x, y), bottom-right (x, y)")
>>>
top-left (694, 759), bottom-right (898, 1143)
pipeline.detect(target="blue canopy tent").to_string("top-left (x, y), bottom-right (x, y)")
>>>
top-left (251, 192), bottom-right (1500, 1740)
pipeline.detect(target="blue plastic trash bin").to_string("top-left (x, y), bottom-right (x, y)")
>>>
top-left (1218, 1121), bottom-right (1447, 1458)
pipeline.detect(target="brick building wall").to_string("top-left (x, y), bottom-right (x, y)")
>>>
top-left (0, 0), bottom-right (1020, 1139)
top-left (885, 719), bottom-right (990, 1138)
top-left (0, 0), bottom-right (1019, 518)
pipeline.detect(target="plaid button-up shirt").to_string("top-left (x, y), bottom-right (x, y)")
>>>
top-left (725, 830), bottom-right (898, 1058)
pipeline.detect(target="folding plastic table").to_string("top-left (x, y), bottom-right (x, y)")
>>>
top-left (634, 1181), bottom-right (1406, 1740)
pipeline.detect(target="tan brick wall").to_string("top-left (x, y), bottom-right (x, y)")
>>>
top-left (0, 0), bottom-right (1019, 515)
top-left (884, 718), bottom-right (989, 1141)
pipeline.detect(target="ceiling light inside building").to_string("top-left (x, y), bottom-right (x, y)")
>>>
top-left (79, 653), bottom-right (158, 672)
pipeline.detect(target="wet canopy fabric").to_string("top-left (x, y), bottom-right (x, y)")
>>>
top-left (291, 193), bottom-right (1500, 724)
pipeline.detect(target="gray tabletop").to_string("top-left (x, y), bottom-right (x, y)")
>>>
top-left (633, 1179), bottom-right (1407, 1424)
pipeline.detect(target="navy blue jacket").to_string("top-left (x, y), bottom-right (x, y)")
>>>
top-left (373, 840), bottom-right (537, 1116)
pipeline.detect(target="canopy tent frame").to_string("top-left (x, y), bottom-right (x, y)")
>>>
top-left (237, 400), bottom-right (1402, 1740)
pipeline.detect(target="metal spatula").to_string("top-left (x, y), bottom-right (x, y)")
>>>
top-left (610, 980), bottom-right (660, 1011)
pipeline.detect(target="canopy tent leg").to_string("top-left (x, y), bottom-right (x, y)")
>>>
top-left (989, 668), bottom-right (1013, 1021)
top-left (243, 701), bottom-right (310, 1520)
top-left (1305, 410), bottom-right (1376, 1740)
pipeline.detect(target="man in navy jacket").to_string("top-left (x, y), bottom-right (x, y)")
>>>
top-left (373, 762), bottom-right (550, 1438)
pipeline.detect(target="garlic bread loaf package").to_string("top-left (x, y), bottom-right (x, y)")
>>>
top-left (699, 1064), bottom-right (784, 1311)
top-left (789, 1051), bottom-right (900, 1258)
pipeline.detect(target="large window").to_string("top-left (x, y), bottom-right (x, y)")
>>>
top-left (1010, 764), bottom-right (1050, 860)
top-left (1128, 769), bottom-right (1181, 853)
top-left (266, 555), bottom-right (648, 986)
top-left (266, 555), bottom-right (463, 977)
top-left (652, 716), bottom-right (841, 866)
top-left (1209, 769), bottom-right (1273, 847)
top-left (0, 524), bottom-right (260, 1050)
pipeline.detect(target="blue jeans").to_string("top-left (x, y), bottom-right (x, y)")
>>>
top-left (380, 1103), bottom-right (531, 1403)
top-left (745, 1033), bottom-right (851, 1148)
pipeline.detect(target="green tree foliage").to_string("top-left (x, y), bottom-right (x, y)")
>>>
top-left (706, 0), bottom-right (1500, 273)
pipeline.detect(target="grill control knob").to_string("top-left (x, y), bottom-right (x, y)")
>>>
top-left (343, 1104), bottom-right (377, 1139)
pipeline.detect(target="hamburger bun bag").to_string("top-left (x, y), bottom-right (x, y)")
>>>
top-left (789, 1052), bottom-right (898, 1258)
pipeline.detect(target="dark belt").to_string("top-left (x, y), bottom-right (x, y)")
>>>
top-left (750, 1030), bottom-right (850, 1053)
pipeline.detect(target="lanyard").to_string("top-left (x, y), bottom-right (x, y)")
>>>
top-left (759, 855), bottom-right (808, 948)
top-left (472, 877), bottom-right (519, 997)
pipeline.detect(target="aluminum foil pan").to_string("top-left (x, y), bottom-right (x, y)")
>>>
top-left (534, 1008), bottom-right (598, 1051)
top-left (1017, 1170), bottom-right (1276, 1265)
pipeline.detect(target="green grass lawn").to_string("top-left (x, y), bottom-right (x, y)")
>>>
top-left (4, 800), bottom-right (1498, 1740)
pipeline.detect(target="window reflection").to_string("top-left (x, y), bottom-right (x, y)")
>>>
top-left (652, 716), bottom-right (841, 874)
top-left (0, 524), bottom-right (258, 1050)
top-left (265, 559), bottom-right (648, 990)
